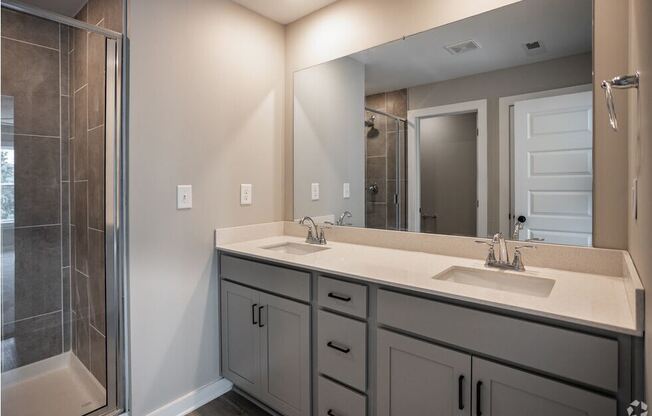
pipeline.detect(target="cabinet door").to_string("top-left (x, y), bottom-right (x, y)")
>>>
top-left (377, 329), bottom-right (471, 416)
top-left (221, 281), bottom-right (261, 396)
top-left (259, 292), bottom-right (311, 416)
top-left (472, 357), bottom-right (616, 416)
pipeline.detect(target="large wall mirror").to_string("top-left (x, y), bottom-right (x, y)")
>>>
top-left (293, 0), bottom-right (593, 247)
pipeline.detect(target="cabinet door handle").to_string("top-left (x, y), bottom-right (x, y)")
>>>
top-left (458, 375), bottom-right (464, 410)
top-left (327, 410), bottom-right (339, 416)
top-left (258, 305), bottom-right (264, 327)
top-left (251, 303), bottom-right (258, 325)
top-left (326, 341), bottom-right (350, 353)
top-left (476, 381), bottom-right (483, 416)
top-left (327, 292), bottom-right (351, 302)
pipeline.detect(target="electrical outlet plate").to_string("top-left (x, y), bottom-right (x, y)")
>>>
top-left (311, 183), bottom-right (320, 201)
top-left (177, 185), bottom-right (192, 209)
top-left (241, 184), bottom-right (252, 205)
top-left (343, 183), bottom-right (350, 199)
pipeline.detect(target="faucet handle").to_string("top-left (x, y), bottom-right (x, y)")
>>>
top-left (318, 226), bottom-right (329, 245)
top-left (512, 245), bottom-right (535, 271)
top-left (475, 240), bottom-right (495, 247)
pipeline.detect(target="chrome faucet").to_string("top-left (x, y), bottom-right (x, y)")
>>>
top-left (337, 211), bottom-right (352, 226)
top-left (299, 216), bottom-right (328, 245)
top-left (475, 232), bottom-right (536, 271)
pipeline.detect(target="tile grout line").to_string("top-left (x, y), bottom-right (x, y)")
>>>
top-left (0, 35), bottom-right (59, 51)
top-left (6, 309), bottom-right (63, 326)
top-left (6, 133), bottom-right (60, 139)
top-left (89, 322), bottom-right (105, 338)
top-left (13, 223), bottom-right (61, 229)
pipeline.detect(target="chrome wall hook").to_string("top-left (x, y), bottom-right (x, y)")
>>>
top-left (601, 72), bottom-right (640, 131)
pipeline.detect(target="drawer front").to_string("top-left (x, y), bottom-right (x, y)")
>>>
top-left (318, 310), bottom-right (367, 391)
top-left (318, 376), bottom-right (366, 416)
top-left (220, 254), bottom-right (310, 302)
top-left (377, 289), bottom-right (619, 392)
top-left (318, 276), bottom-right (368, 319)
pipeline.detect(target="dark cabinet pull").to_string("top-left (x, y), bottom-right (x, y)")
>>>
top-left (327, 410), bottom-right (339, 416)
top-left (327, 292), bottom-right (352, 302)
top-left (458, 375), bottom-right (464, 410)
top-left (326, 341), bottom-right (350, 353)
top-left (251, 303), bottom-right (258, 325)
top-left (476, 381), bottom-right (483, 416)
top-left (258, 305), bottom-right (264, 327)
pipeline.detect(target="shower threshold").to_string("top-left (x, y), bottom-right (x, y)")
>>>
top-left (1, 352), bottom-right (105, 416)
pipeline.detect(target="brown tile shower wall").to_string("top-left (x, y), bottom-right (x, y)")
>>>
top-left (1, 10), bottom-right (68, 370)
top-left (365, 90), bottom-right (408, 230)
top-left (69, 0), bottom-right (121, 388)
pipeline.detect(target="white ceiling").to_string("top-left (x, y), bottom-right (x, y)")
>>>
top-left (18, 0), bottom-right (86, 17)
top-left (351, 0), bottom-right (592, 95)
top-left (231, 0), bottom-right (339, 24)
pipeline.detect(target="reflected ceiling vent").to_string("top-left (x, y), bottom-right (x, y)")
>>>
top-left (444, 39), bottom-right (481, 55)
top-left (523, 40), bottom-right (547, 56)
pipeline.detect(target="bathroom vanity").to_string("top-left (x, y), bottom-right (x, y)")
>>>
top-left (217, 223), bottom-right (644, 416)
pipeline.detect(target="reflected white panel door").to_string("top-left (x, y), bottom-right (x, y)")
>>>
top-left (514, 91), bottom-right (593, 246)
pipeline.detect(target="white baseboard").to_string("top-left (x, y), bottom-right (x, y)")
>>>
top-left (145, 378), bottom-right (233, 416)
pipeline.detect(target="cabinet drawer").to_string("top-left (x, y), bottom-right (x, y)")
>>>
top-left (377, 289), bottom-right (618, 392)
top-left (318, 310), bottom-right (367, 391)
top-left (318, 376), bottom-right (366, 416)
top-left (318, 276), bottom-right (367, 319)
top-left (220, 254), bottom-right (310, 302)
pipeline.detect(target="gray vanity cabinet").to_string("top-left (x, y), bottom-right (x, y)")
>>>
top-left (472, 357), bottom-right (616, 416)
top-left (221, 280), bottom-right (261, 396)
top-left (377, 329), bottom-right (472, 416)
top-left (259, 292), bottom-right (311, 416)
top-left (221, 280), bottom-right (311, 416)
top-left (376, 327), bottom-right (616, 416)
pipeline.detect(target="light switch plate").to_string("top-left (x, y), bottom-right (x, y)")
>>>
top-left (343, 182), bottom-right (350, 199)
top-left (311, 183), bottom-right (320, 201)
top-left (177, 185), bottom-right (192, 209)
top-left (241, 184), bottom-right (252, 205)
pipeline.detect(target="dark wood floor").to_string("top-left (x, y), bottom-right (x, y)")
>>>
top-left (187, 391), bottom-right (272, 416)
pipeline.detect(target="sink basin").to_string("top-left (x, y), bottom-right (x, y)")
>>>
top-left (262, 242), bottom-right (330, 255)
top-left (434, 266), bottom-right (555, 297)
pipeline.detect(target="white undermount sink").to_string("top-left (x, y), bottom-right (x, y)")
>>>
top-left (262, 242), bottom-right (330, 255)
top-left (434, 266), bottom-right (555, 297)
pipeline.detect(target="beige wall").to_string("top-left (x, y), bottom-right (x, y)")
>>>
top-left (627, 0), bottom-right (652, 400)
top-left (127, 0), bottom-right (285, 414)
top-left (284, 0), bottom-right (521, 221)
top-left (409, 53), bottom-right (592, 234)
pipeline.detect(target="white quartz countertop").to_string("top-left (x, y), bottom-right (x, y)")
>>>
top-left (216, 233), bottom-right (643, 336)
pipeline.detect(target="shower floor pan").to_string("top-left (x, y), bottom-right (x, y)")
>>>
top-left (1, 352), bottom-right (105, 416)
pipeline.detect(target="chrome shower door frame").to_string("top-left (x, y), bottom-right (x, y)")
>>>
top-left (101, 37), bottom-right (126, 416)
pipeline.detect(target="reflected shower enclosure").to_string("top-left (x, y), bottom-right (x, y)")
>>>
top-left (0, 1), bottom-right (124, 416)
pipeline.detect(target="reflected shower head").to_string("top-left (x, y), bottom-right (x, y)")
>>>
top-left (365, 115), bottom-right (375, 128)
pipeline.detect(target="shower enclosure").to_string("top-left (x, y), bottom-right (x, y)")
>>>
top-left (364, 89), bottom-right (408, 231)
top-left (0, 1), bottom-right (125, 416)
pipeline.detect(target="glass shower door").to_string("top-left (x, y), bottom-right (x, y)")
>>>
top-left (0, 4), bottom-right (123, 416)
